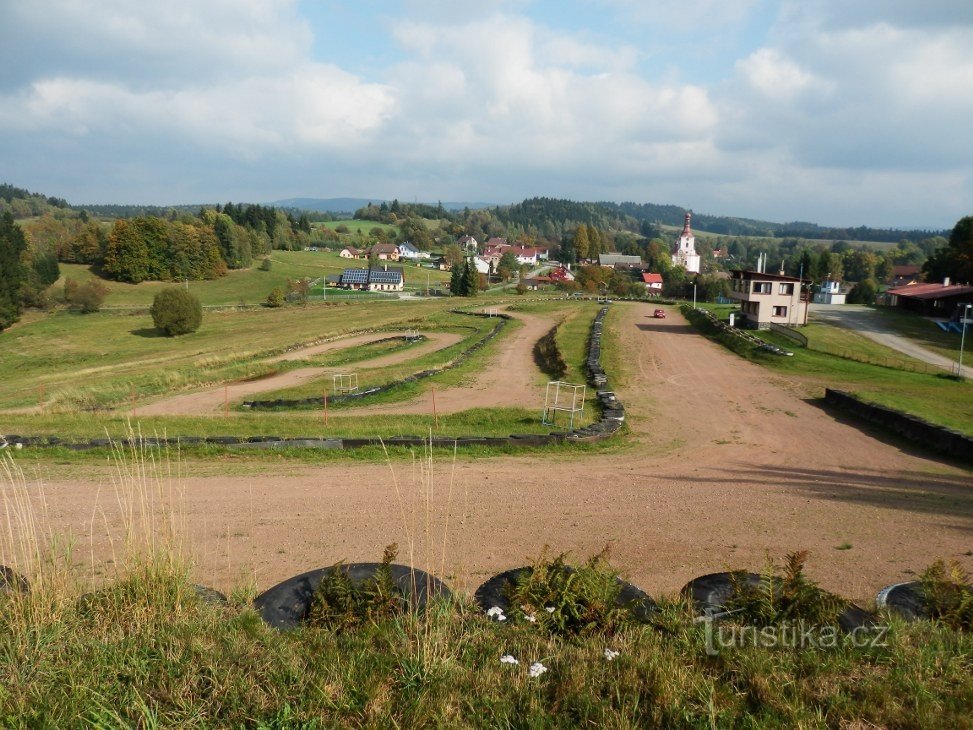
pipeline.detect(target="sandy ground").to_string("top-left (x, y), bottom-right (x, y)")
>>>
top-left (348, 308), bottom-right (556, 415)
top-left (137, 331), bottom-right (463, 416)
top-left (810, 304), bottom-right (957, 372)
top-left (22, 302), bottom-right (973, 604)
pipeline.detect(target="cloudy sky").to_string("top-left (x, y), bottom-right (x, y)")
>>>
top-left (1, 0), bottom-right (971, 228)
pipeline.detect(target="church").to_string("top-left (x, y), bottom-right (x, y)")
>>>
top-left (671, 212), bottom-right (701, 274)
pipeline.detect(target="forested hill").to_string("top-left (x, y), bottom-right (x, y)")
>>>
top-left (0, 183), bottom-right (69, 217)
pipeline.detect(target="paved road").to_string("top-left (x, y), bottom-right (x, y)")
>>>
top-left (809, 304), bottom-right (958, 373)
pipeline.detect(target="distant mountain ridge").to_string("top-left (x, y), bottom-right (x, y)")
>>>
top-left (272, 197), bottom-right (499, 214)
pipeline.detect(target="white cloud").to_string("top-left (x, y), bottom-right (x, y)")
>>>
top-left (736, 48), bottom-right (829, 101)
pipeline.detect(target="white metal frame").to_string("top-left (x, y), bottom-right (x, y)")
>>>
top-left (542, 381), bottom-right (586, 428)
top-left (332, 372), bottom-right (359, 395)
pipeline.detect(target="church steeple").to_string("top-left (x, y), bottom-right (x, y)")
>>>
top-left (671, 209), bottom-right (700, 274)
top-left (681, 212), bottom-right (692, 237)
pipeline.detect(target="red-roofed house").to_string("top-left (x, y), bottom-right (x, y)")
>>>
top-left (548, 266), bottom-right (575, 283)
top-left (890, 265), bottom-right (922, 288)
top-left (641, 272), bottom-right (664, 294)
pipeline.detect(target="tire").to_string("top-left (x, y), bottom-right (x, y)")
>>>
top-left (683, 571), bottom-right (876, 630)
top-left (253, 563), bottom-right (451, 631)
top-left (0, 565), bottom-right (29, 594)
top-left (473, 566), bottom-right (656, 622)
top-left (877, 580), bottom-right (973, 622)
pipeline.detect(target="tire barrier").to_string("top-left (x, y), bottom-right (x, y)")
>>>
top-left (253, 563), bottom-right (451, 631)
top-left (473, 566), bottom-right (656, 622)
top-left (824, 389), bottom-right (973, 464)
top-left (0, 565), bottom-right (29, 594)
top-left (876, 580), bottom-right (973, 621)
top-left (5, 306), bottom-right (626, 451)
top-left (681, 571), bottom-right (877, 631)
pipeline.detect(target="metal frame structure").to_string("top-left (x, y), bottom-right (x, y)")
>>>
top-left (332, 372), bottom-right (359, 395)
top-left (542, 381), bottom-right (586, 429)
top-left (404, 329), bottom-right (422, 342)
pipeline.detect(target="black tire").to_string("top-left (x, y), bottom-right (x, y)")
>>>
top-left (473, 566), bottom-right (656, 622)
top-left (0, 565), bottom-right (29, 594)
top-left (683, 571), bottom-right (877, 630)
top-left (253, 563), bottom-right (451, 631)
top-left (876, 581), bottom-right (973, 621)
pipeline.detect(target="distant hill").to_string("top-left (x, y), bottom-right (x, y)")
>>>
top-left (273, 198), bottom-right (498, 215)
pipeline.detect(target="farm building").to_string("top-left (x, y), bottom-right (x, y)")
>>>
top-left (338, 267), bottom-right (404, 292)
top-left (882, 281), bottom-right (973, 317)
top-left (599, 253), bottom-right (643, 269)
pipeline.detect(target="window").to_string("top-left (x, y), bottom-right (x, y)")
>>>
top-left (753, 282), bottom-right (771, 294)
top-left (779, 283), bottom-right (794, 295)
top-left (773, 306), bottom-right (788, 317)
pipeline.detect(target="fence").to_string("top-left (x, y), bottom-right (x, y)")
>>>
top-left (769, 323), bottom-right (808, 347)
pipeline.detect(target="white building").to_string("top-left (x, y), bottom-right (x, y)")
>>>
top-left (472, 257), bottom-right (491, 275)
top-left (397, 241), bottom-right (430, 261)
top-left (671, 212), bottom-right (701, 274)
top-left (813, 279), bottom-right (847, 305)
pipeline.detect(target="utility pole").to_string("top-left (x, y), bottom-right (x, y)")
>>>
top-left (958, 303), bottom-right (972, 379)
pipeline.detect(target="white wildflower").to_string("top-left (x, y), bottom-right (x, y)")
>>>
top-left (524, 613), bottom-right (537, 623)
top-left (500, 654), bottom-right (519, 665)
top-left (604, 649), bottom-right (620, 661)
top-left (544, 606), bottom-right (556, 613)
top-left (528, 662), bottom-right (548, 678)
top-left (486, 606), bottom-right (507, 621)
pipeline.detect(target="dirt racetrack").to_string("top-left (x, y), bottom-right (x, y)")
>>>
top-left (30, 303), bottom-right (973, 604)
top-left (137, 331), bottom-right (463, 416)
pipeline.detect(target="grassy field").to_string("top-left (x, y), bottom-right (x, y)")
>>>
top-left (690, 305), bottom-right (973, 436)
top-left (0, 299), bottom-right (461, 410)
top-left (51, 251), bottom-right (453, 308)
top-left (1, 557), bottom-right (969, 727)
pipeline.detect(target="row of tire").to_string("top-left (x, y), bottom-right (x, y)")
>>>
top-left (4, 562), bottom-right (962, 632)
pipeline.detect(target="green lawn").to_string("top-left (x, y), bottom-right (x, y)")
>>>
top-left (51, 251), bottom-right (453, 308)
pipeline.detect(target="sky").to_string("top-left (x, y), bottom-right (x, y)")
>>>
top-left (1, 0), bottom-right (971, 228)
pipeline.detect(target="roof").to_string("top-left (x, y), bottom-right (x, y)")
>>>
top-left (341, 246), bottom-right (361, 254)
top-left (599, 253), bottom-right (643, 266)
top-left (642, 272), bottom-right (664, 284)
top-left (886, 283), bottom-right (973, 300)
top-left (340, 268), bottom-right (403, 285)
top-left (368, 243), bottom-right (399, 255)
top-left (731, 269), bottom-right (805, 283)
top-left (398, 241), bottom-right (419, 252)
top-left (892, 265), bottom-right (921, 276)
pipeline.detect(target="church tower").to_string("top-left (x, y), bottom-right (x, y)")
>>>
top-left (671, 212), bottom-right (701, 274)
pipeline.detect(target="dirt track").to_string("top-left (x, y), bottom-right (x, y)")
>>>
top-left (31, 303), bottom-right (973, 603)
top-left (137, 331), bottom-right (463, 416)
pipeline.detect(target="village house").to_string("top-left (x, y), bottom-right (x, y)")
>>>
top-left (397, 241), bottom-right (430, 261)
top-left (513, 246), bottom-right (541, 266)
top-left (339, 245), bottom-right (363, 259)
top-left (889, 264), bottom-right (922, 288)
top-left (337, 266), bottom-right (404, 292)
top-left (599, 253), bottom-right (643, 270)
top-left (882, 280), bottom-right (973, 317)
top-left (641, 272), bottom-right (664, 294)
top-left (548, 266), bottom-right (575, 283)
top-left (457, 234), bottom-right (479, 252)
top-left (472, 257), bottom-right (492, 275)
top-left (366, 243), bottom-right (400, 261)
top-left (813, 279), bottom-right (847, 305)
top-left (728, 269), bottom-right (810, 328)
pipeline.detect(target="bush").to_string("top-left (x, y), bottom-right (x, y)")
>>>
top-left (150, 287), bottom-right (202, 336)
top-left (265, 287), bottom-right (284, 308)
top-left (306, 544), bottom-right (403, 631)
top-left (725, 551), bottom-right (847, 627)
top-left (920, 560), bottom-right (973, 631)
top-left (504, 547), bottom-right (635, 636)
top-left (64, 278), bottom-right (109, 313)
top-left (259, 257), bottom-right (272, 271)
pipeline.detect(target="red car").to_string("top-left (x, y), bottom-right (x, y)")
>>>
top-left (653, 309), bottom-right (667, 319)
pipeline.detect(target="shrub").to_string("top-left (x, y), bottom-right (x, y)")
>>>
top-left (265, 287), bottom-right (284, 308)
top-left (919, 560), bottom-right (973, 631)
top-left (504, 547), bottom-right (634, 636)
top-left (64, 278), bottom-right (109, 313)
top-left (306, 544), bottom-right (403, 631)
top-left (259, 257), bottom-right (272, 271)
top-left (150, 287), bottom-right (202, 336)
top-left (725, 551), bottom-right (847, 627)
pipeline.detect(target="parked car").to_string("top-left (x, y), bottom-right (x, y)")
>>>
top-left (653, 309), bottom-right (666, 318)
